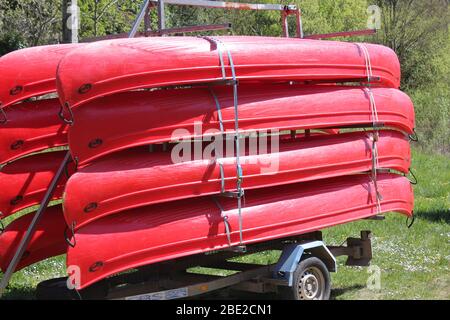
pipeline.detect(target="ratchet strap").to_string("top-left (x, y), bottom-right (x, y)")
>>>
top-left (204, 36), bottom-right (245, 251)
top-left (359, 43), bottom-right (383, 215)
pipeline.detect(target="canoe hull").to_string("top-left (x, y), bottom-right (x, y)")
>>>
top-left (0, 99), bottom-right (67, 164)
top-left (63, 130), bottom-right (411, 230)
top-left (0, 151), bottom-right (70, 219)
top-left (0, 205), bottom-right (67, 272)
top-left (0, 44), bottom-right (80, 108)
top-left (67, 173), bottom-right (413, 289)
top-left (67, 85), bottom-right (415, 166)
top-left (57, 36), bottom-right (401, 109)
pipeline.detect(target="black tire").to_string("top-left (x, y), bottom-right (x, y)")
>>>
top-left (279, 257), bottom-right (331, 300)
top-left (35, 277), bottom-right (78, 300)
top-left (36, 277), bottom-right (108, 300)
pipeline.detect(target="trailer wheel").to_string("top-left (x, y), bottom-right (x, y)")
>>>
top-left (280, 257), bottom-right (331, 300)
top-left (36, 277), bottom-right (108, 300)
top-left (36, 277), bottom-right (76, 300)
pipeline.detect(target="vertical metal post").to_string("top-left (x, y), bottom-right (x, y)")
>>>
top-left (62, 0), bottom-right (79, 43)
top-left (281, 11), bottom-right (289, 37)
top-left (0, 152), bottom-right (72, 298)
top-left (71, 0), bottom-right (79, 43)
top-left (158, 0), bottom-right (166, 34)
top-left (62, 0), bottom-right (71, 43)
top-left (295, 9), bottom-right (304, 38)
top-left (144, 2), bottom-right (152, 36)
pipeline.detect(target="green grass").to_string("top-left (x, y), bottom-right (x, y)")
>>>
top-left (234, 149), bottom-right (450, 300)
top-left (1, 148), bottom-right (449, 300)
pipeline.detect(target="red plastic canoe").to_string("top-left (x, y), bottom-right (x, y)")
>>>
top-left (0, 44), bottom-right (80, 109)
top-left (0, 151), bottom-right (71, 219)
top-left (0, 205), bottom-right (67, 272)
top-left (0, 98), bottom-right (68, 164)
top-left (56, 36), bottom-right (401, 109)
top-left (63, 130), bottom-right (411, 230)
top-left (67, 173), bottom-right (413, 289)
top-left (68, 85), bottom-right (415, 166)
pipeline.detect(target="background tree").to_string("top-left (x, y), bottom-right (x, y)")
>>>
top-left (77, 0), bottom-right (140, 37)
top-left (373, 0), bottom-right (449, 89)
top-left (0, 0), bottom-right (61, 48)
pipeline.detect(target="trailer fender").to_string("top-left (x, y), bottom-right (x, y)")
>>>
top-left (274, 241), bottom-right (336, 287)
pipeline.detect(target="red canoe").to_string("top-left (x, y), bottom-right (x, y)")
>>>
top-left (0, 98), bottom-right (68, 164)
top-left (63, 130), bottom-right (411, 230)
top-left (0, 151), bottom-right (70, 219)
top-left (0, 44), bottom-right (80, 109)
top-left (68, 85), bottom-right (415, 166)
top-left (0, 205), bottom-right (67, 272)
top-left (56, 36), bottom-right (401, 109)
top-left (67, 173), bottom-right (413, 289)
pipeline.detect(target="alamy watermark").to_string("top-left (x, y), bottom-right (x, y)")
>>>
top-left (66, 265), bottom-right (81, 290)
top-left (170, 122), bottom-right (281, 175)
top-left (367, 5), bottom-right (382, 30)
top-left (367, 265), bottom-right (382, 291)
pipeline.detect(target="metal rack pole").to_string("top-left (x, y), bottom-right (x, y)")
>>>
top-left (158, 0), bottom-right (166, 32)
top-left (129, 0), bottom-right (151, 37)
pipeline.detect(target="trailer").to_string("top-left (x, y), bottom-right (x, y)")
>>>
top-left (35, 231), bottom-right (372, 300)
top-left (0, 1), bottom-right (384, 300)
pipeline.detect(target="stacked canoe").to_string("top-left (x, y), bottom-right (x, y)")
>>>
top-left (0, 36), bottom-right (415, 290)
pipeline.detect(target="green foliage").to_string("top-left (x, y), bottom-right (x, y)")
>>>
top-left (0, 0), bottom-right (61, 48)
top-left (0, 32), bottom-right (25, 56)
top-left (407, 31), bottom-right (450, 155)
top-left (373, 0), bottom-right (449, 90)
top-left (300, 0), bottom-right (368, 35)
top-left (410, 86), bottom-right (450, 154)
top-left (162, 0), bottom-right (369, 38)
top-left (77, 0), bottom-right (141, 37)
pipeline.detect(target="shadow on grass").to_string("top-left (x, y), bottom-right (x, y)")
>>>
top-left (331, 284), bottom-right (366, 300)
top-left (1, 286), bottom-right (35, 300)
top-left (415, 208), bottom-right (450, 224)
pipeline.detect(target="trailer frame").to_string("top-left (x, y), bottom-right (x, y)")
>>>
top-left (35, 231), bottom-right (372, 300)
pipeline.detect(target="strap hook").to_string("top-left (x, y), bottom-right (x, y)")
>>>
top-left (409, 129), bottom-right (419, 142)
top-left (406, 168), bottom-right (418, 185)
top-left (0, 106), bottom-right (7, 124)
top-left (64, 222), bottom-right (77, 248)
top-left (59, 102), bottom-right (75, 125)
top-left (406, 214), bottom-right (415, 229)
